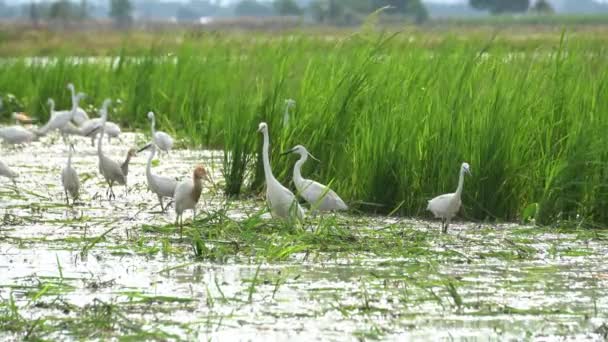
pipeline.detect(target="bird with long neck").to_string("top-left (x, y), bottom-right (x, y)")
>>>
top-left (257, 122), bottom-right (304, 222)
top-left (283, 145), bottom-right (347, 212)
top-left (61, 143), bottom-right (80, 205)
top-left (139, 143), bottom-right (177, 212)
top-left (67, 83), bottom-right (89, 125)
top-left (147, 111), bottom-right (173, 155)
top-left (96, 99), bottom-right (127, 200)
top-left (427, 162), bottom-right (471, 233)
top-left (283, 99), bottom-right (295, 127)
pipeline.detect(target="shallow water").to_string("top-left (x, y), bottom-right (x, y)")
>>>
top-left (0, 131), bottom-right (607, 341)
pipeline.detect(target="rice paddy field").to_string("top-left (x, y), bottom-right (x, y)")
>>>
top-left (1, 24), bottom-right (608, 340)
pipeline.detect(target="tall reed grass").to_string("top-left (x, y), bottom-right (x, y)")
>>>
top-left (0, 31), bottom-right (606, 225)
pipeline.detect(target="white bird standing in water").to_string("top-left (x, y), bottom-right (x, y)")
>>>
top-left (66, 83), bottom-right (90, 126)
top-left (147, 112), bottom-right (173, 154)
top-left (283, 99), bottom-right (295, 127)
top-left (283, 145), bottom-right (347, 212)
top-left (258, 122), bottom-right (304, 222)
top-left (427, 162), bottom-right (472, 233)
top-left (38, 92), bottom-right (85, 137)
top-left (139, 143), bottom-right (178, 212)
top-left (0, 125), bottom-right (38, 145)
top-left (96, 99), bottom-right (130, 200)
top-left (174, 165), bottom-right (210, 238)
top-left (61, 143), bottom-right (80, 205)
top-left (0, 159), bottom-right (18, 186)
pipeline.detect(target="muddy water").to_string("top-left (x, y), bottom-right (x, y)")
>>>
top-left (1, 131), bottom-right (607, 341)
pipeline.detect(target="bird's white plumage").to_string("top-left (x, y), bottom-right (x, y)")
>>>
top-left (96, 99), bottom-right (127, 199)
top-left (61, 145), bottom-right (80, 204)
top-left (287, 145), bottom-right (347, 212)
top-left (0, 126), bottom-right (37, 145)
top-left (67, 83), bottom-right (90, 126)
top-left (0, 159), bottom-right (18, 185)
top-left (142, 143), bottom-right (177, 211)
top-left (427, 162), bottom-right (471, 233)
top-left (258, 122), bottom-right (304, 222)
top-left (148, 112), bottom-right (173, 153)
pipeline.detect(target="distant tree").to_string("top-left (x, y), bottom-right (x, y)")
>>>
top-left (531, 0), bottom-right (554, 14)
top-left (234, 0), bottom-right (273, 16)
top-left (110, 0), bottom-right (132, 28)
top-left (79, 0), bottom-right (88, 19)
top-left (469, 0), bottom-right (529, 14)
top-left (273, 0), bottom-right (302, 16)
top-left (29, 2), bottom-right (40, 27)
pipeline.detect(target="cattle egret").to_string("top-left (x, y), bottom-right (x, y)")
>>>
top-left (174, 165), bottom-right (210, 238)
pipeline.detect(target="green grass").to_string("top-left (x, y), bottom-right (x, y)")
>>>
top-left (0, 29), bottom-right (607, 226)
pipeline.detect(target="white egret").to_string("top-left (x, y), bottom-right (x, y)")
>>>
top-left (283, 145), bottom-right (347, 212)
top-left (38, 93), bottom-right (85, 136)
top-left (427, 162), bottom-right (472, 233)
top-left (0, 159), bottom-right (18, 186)
top-left (139, 143), bottom-right (177, 212)
top-left (174, 165), bottom-right (210, 238)
top-left (257, 122), bottom-right (304, 222)
top-left (147, 112), bottom-right (173, 154)
top-left (67, 83), bottom-right (90, 126)
top-left (0, 126), bottom-right (38, 145)
top-left (283, 99), bottom-right (295, 127)
top-left (96, 99), bottom-right (127, 200)
top-left (61, 143), bottom-right (80, 205)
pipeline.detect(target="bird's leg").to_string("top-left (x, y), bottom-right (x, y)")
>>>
top-left (158, 196), bottom-right (164, 212)
top-left (65, 190), bottom-right (69, 205)
top-left (441, 219), bottom-right (448, 234)
top-left (90, 136), bottom-right (95, 147)
top-left (444, 219), bottom-right (451, 234)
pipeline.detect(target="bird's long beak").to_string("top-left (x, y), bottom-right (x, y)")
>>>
top-left (138, 143), bottom-right (152, 153)
top-left (85, 126), bottom-right (101, 137)
top-left (280, 148), bottom-right (294, 156)
top-left (308, 153), bottom-right (320, 162)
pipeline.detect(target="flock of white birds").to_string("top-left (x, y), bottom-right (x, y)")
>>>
top-left (0, 84), bottom-right (472, 234)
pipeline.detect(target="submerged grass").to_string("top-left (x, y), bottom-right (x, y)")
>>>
top-left (0, 28), bottom-right (607, 225)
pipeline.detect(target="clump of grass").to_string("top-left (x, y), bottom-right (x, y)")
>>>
top-left (0, 29), bottom-right (606, 225)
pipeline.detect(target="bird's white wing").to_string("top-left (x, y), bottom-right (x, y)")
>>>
top-left (154, 131), bottom-right (174, 150)
top-left (174, 180), bottom-right (194, 213)
top-left (298, 179), bottom-right (347, 211)
top-left (0, 160), bottom-right (18, 178)
top-left (100, 155), bottom-right (126, 185)
top-left (152, 174), bottom-right (178, 198)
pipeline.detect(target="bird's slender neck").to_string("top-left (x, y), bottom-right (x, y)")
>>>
top-left (67, 148), bottom-right (73, 167)
top-left (146, 146), bottom-right (155, 176)
top-left (262, 130), bottom-right (277, 185)
top-left (97, 113), bottom-right (106, 156)
top-left (49, 100), bottom-right (55, 113)
top-left (455, 168), bottom-right (465, 198)
top-left (71, 97), bottom-right (80, 118)
top-left (293, 152), bottom-right (307, 186)
top-left (124, 152), bottom-right (132, 166)
top-left (150, 116), bottom-right (156, 135)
